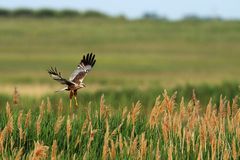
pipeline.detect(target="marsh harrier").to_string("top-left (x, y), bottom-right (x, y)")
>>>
top-left (48, 53), bottom-right (96, 107)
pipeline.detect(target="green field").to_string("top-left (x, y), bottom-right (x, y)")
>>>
top-left (0, 18), bottom-right (240, 87)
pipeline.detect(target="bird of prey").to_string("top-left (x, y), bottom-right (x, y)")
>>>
top-left (48, 53), bottom-right (96, 107)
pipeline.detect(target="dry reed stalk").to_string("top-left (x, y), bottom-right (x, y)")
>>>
top-left (121, 107), bottom-right (128, 121)
top-left (36, 115), bottom-right (42, 138)
top-left (218, 95), bottom-right (226, 119)
top-left (218, 117), bottom-right (225, 137)
top-left (57, 98), bottom-right (63, 117)
top-left (223, 145), bottom-right (229, 160)
top-left (117, 122), bottom-right (124, 134)
top-left (162, 114), bottom-right (169, 144)
top-left (119, 134), bottom-right (123, 158)
top-left (155, 139), bottom-right (160, 160)
top-left (110, 127), bottom-right (118, 137)
top-left (192, 89), bottom-right (200, 108)
top-left (129, 136), bottom-right (138, 157)
top-left (0, 129), bottom-right (6, 153)
top-left (232, 138), bottom-right (237, 160)
top-left (199, 119), bottom-right (207, 151)
top-left (210, 133), bottom-right (216, 160)
top-left (188, 112), bottom-right (198, 131)
top-left (232, 96), bottom-right (238, 115)
top-left (197, 146), bottom-right (202, 160)
top-left (148, 141), bottom-right (155, 160)
top-left (15, 147), bottom-right (24, 160)
top-left (191, 131), bottom-right (195, 152)
top-left (81, 116), bottom-right (89, 136)
top-left (227, 101), bottom-right (231, 118)
top-left (130, 126), bottom-right (135, 142)
top-left (163, 90), bottom-right (177, 115)
top-left (109, 139), bottom-right (116, 160)
top-left (31, 141), bottom-right (49, 160)
top-left (149, 96), bottom-right (163, 129)
top-left (235, 127), bottom-right (240, 142)
top-left (57, 150), bottom-right (64, 159)
top-left (100, 94), bottom-right (109, 120)
top-left (87, 118), bottom-right (92, 134)
top-left (227, 117), bottom-right (233, 133)
top-left (186, 101), bottom-right (194, 118)
top-left (13, 86), bottom-right (20, 105)
top-left (180, 97), bottom-right (186, 120)
top-left (39, 100), bottom-right (45, 117)
top-left (24, 109), bottom-right (32, 129)
top-left (102, 120), bottom-right (109, 160)
top-left (72, 154), bottom-right (77, 160)
top-left (234, 109), bottom-right (240, 125)
top-left (172, 113), bottom-right (180, 135)
top-left (74, 135), bottom-right (80, 149)
top-left (140, 132), bottom-right (147, 160)
top-left (10, 136), bottom-right (14, 151)
top-left (5, 114), bottom-right (14, 135)
top-left (205, 99), bottom-right (212, 120)
top-left (47, 97), bottom-right (51, 113)
top-left (19, 127), bottom-right (24, 145)
top-left (168, 142), bottom-right (173, 160)
top-left (185, 128), bottom-right (191, 153)
top-left (17, 110), bottom-right (23, 129)
top-left (127, 111), bottom-right (131, 126)
top-left (124, 138), bottom-right (129, 156)
top-left (66, 116), bottom-right (71, 145)
top-left (87, 125), bottom-right (97, 151)
top-left (6, 102), bottom-right (11, 119)
top-left (100, 94), bottom-right (105, 120)
top-left (131, 101), bottom-right (141, 126)
top-left (83, 151), bottom-right (87, 160)
top-left (54, 116), bottom-right (65, 135)
top-left (51, 140), bottom-right (57, 160)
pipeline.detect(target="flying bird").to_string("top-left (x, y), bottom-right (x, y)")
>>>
top-left (48, 53), bottom-right (96, 107)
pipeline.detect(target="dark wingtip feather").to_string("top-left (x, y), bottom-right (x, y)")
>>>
top-left (80, 53), bottom-right (96, 67)
top-left (92, 60), bottom-right (96, 67)
top-left (91, 54), bottom-right (95, 64)
top-left (86, 53), bottom-right (89, 62)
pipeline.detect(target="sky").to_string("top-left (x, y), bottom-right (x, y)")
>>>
top-left (0, 0), bottom-right (239, 20)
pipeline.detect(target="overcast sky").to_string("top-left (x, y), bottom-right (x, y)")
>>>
top-left (0, 0), bottom-right (239, 20)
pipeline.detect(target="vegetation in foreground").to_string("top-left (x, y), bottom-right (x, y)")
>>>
top-left (0, 91), bottom-right (239, 159)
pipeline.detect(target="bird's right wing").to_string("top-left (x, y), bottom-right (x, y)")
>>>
top-left (69, 53), bottom-right (96, 84)
top-left (48, 67), bottom-right (74, 86)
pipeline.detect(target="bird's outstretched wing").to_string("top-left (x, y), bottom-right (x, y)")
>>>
top-left (69, 53), bottom-right (96, 84)
top-left (48, 67), bottom-right (74, 86)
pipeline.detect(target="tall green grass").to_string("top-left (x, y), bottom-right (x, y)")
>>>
top-left (0, 91), bottom-right (239, 159)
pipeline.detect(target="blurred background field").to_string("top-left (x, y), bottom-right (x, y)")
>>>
top-left (0, 9), bottom-right (240, 108)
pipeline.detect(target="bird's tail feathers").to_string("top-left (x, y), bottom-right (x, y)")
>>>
top-left (55, 87), bottom-right (68, 92)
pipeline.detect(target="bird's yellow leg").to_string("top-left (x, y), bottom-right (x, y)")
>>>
top-left (69, 98), bottom-right (72, 111)
top-left (74, 96), bottom-right (78, 107)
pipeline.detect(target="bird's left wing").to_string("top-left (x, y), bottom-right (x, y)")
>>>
top-left (69, 53), bottom-right (96, 84)
top-left (48, 67), bottom-right (74, 86)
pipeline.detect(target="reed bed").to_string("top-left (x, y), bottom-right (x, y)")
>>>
top-left (0, 91), bottom-right (239, 159)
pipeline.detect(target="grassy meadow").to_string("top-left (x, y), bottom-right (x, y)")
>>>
top-left (0, 16), bottom-right (240, 159)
